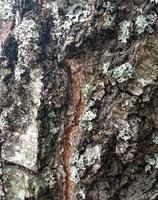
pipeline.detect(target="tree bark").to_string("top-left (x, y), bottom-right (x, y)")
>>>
top-left (0, 0), bottom-right (158, 199)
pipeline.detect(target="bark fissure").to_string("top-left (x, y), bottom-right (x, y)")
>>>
top-left (61, 61), bottom-right (85, 200)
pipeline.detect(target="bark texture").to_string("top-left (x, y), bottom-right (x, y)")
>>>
top-left (0, 0), bottom-right (158, 200)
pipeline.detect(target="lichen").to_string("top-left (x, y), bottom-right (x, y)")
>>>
top-left (103, 62), bottom-right (110, 75)
top-left (112, 62), bottom-right (134, 83)
top-left (118, 20), bottom-right (132, 43)
top-left (153, 136), bottom-right (158, 144)
top-left (103, 62), bottom-right (134, 84)
top-left (0, 0), bottom-right (15, 20)
top-left (104, 15), bottom-right (116, 29)
top-left (150, 0), bottom-right (158, 3)
top-left (145, 154), bottom-right (158, 172)
top-left (135, 13), bottom-right (157, 35)
top-left (122, 99), bottom-right (135, 108)
top-left (78, 188), bottom-right (86, 200)
top-left (14, 18), bottom-right (40, 68)
top-left (82, 84), bottom-right (96, 101)
top-left (102, 1), bottom-right (116, 29)
top-left (117, 121), bottom-right (132, 142)
top-left (70, 145), bottom-right (101, 183)
top-left (79, 109), bottom-right (96, 131)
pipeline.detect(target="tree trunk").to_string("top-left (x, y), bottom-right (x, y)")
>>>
top-left (0, 0), bottom-right (158, 199)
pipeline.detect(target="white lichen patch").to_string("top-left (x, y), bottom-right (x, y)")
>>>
top-left (103, 62), bottom-right (134, 84)
top-left (112, 62), bottom-right (134, 83)
top-left (66, 3), bottom-right (92, 23)
top-left (103, 62), bottom-right (110, 75)
top-left (153, 136), bottom-right (158, 144)
top-left (79, 109), bottom-right (97, 131)
top-left (2, 69), bottom-right (43, 170)
top-left (82, 84), bottom-right (96, 100)
top-left (7, 122), bottom-right (39, 170)
top-left (70, 145), bottom-right (101, 183)
top-left (14, 18), bottom-right (40, 67)
top-left (145, 154), bottom-right (158, 172)
top-left (78, 146), bottom-right (101, 168)
top-left (78, 189), bottom-right (86, 200)
top-left (135, 13), bottom-right (157, 35)
top-left (0, 0), bottom-right (15, 20)
top-left (14, 67), bottom-right (25, 82)
top-left (118, 20), bottom-right (132, 43)
top-left (116, 121), bottom-right (132, 142)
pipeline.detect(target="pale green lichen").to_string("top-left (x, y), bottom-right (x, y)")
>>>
top-left (145, 154), bottom-right (158, 172)
top-left (112, 62), bottom-right (134, 83)
top-left (103, 62), bottom-right (110, 75)
top-left (153, 136), bottom-right (158, 144)
top-left (104, 15), bottom-right (116, 29)
top-left (102, 1), bottom-right (116, 29)
top-left (79, 110), bottom-right (97, 131)
top-left (14, 18), bottom-right (40, 68)
top-left (118, 20), bottom-right (132, 43)
top-left (117, 122), bottom-right (132, 141)
top-left (70, 145), bottom-right (101, 183)
top-left (103, 62), bottom-right (134, 83)
top-left (122, 99), bottom-right (135, 108)
top-left (82, 84), bottom-right (96, 101)
top-left (0, 0), bottom-right (15, 20)
top-left (103, 1), bottom-right (115, 12)
top-left (135, 13), bottom-right (157, 35)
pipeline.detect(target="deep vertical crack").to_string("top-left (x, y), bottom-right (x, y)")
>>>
top-left (61, 59), bottom-right (85, 200)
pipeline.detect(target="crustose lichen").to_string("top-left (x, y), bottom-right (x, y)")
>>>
top-left (118, 20), bottom-right (132, 43)
top-left (103, 62), bottom-right (135, 84)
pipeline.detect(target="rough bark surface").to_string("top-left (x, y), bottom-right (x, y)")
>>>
top-left (0, 0), bottom-right (158, 200)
